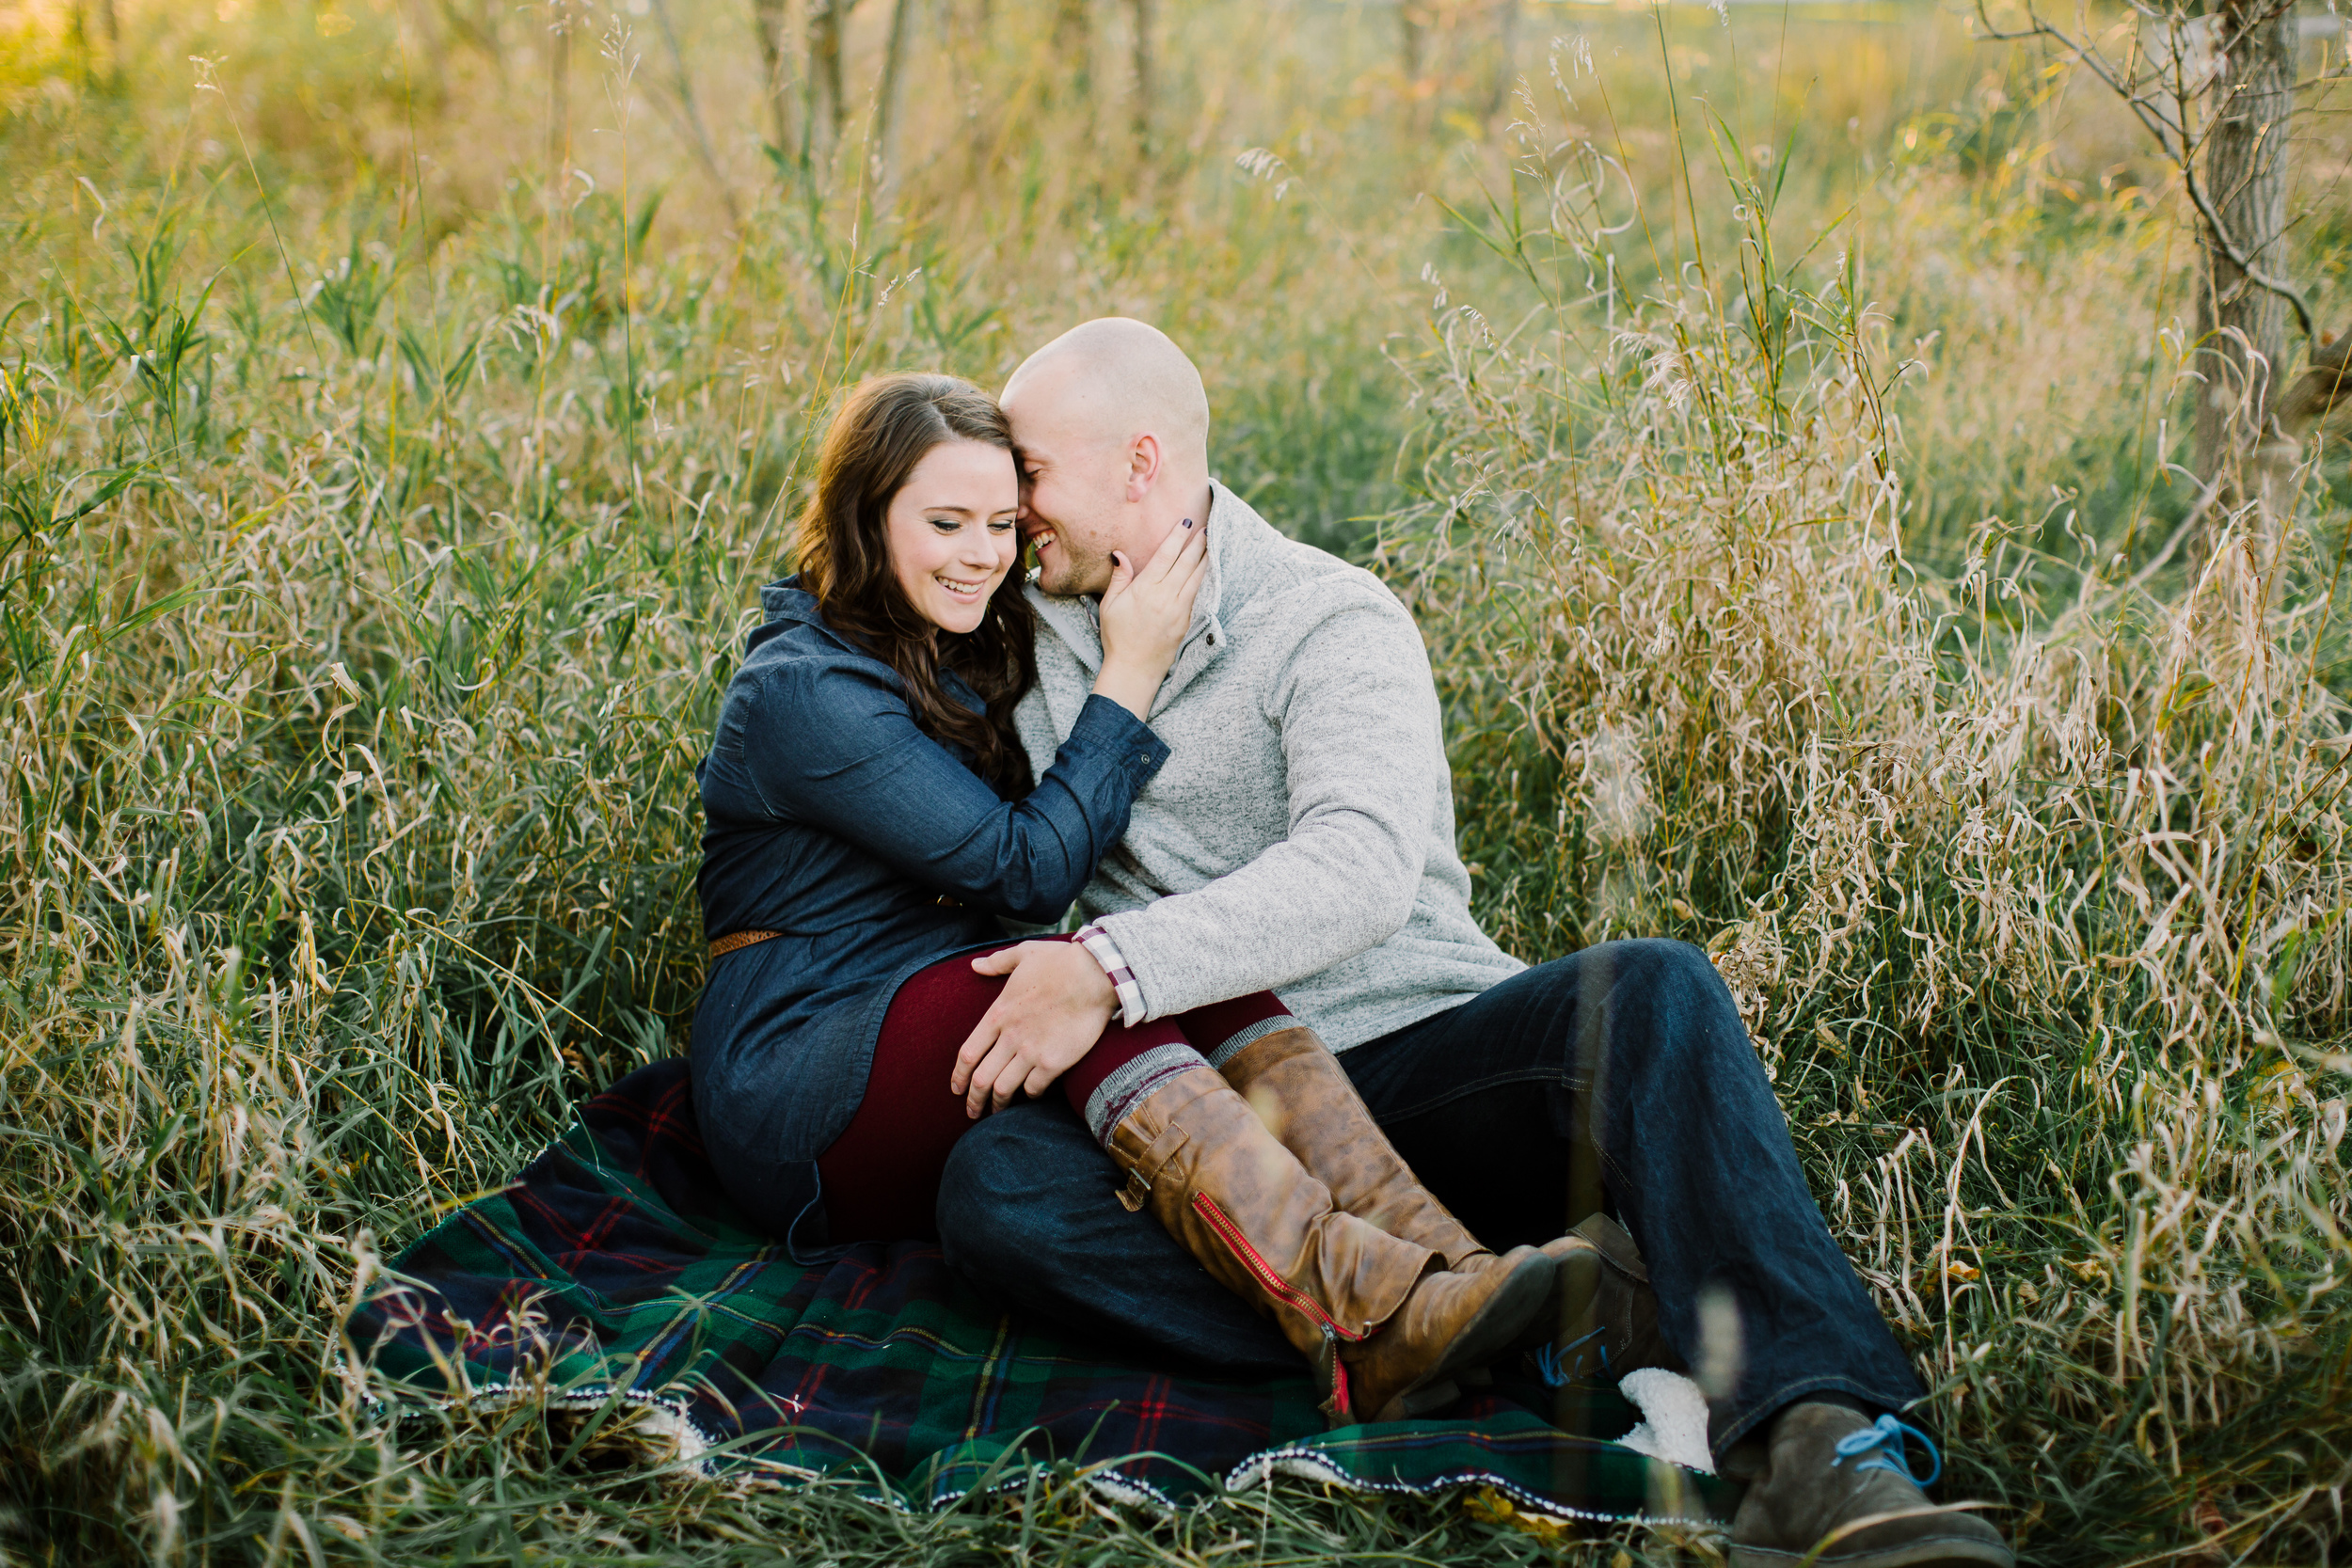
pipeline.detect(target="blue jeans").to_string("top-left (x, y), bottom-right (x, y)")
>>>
top-left (934, 939), bottom-right (1924, 1454)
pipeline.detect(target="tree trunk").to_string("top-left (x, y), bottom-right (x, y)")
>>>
top-left (807, 0), bottom-right (855, 169)
top-left (648, 0), bottom-right (745, 230)
top-left (751, 0), bottom-right (799, 162)
top-left (1129, 0), bottom-right (1153, 152)
top-left (2279, 332), bottom-right (2350, 436)
top-left (2193, 0), bottom-right (2297, 495)
top-left (1055, 0), bottom-right (1091, 103)
top-left (873, 0), bottom-right (917, 180)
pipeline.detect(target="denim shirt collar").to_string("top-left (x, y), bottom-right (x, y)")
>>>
top-left (758, 579), bottom-right (822, 625)
top-left (752, 578), bottom-right (982, 710)
top-left (1025, 481), bottom-right (1262, 718)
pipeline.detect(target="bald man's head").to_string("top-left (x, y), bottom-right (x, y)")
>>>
top-left (1001, 319), bottom-right (1215, 596)
top-left (1003, 318), bottom-right (1210, 467)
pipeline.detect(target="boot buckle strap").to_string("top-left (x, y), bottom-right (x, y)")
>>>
top-left (1116, 1169), bottom-right (1151, 1212)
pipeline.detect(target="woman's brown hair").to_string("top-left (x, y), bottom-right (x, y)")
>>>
top-left (794, 372), bottom-right (1037, 796)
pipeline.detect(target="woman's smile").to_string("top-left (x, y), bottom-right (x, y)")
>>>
top-left (885, 438), bottom-right (1022, 634)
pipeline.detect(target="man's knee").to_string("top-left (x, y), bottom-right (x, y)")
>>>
top-left (935, 1103), bottom-right (1078, 1276)
top-left (1564, 937), bottom-right (1750, 1067)
top-left (1612, 938), bottom-right (1765, 1079)
top-left (1597, 936), bottom-right (1718, 991)
top-left (1523, 936), bottom-right (1719, 999)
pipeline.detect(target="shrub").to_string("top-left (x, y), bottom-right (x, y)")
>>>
top-left (1384, 103), bottom-right (2352, 1561)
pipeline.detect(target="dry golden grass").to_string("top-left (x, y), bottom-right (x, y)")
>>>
top-left (1388, 76), bottom-right (2351, 1557)
top-left (1, 1), bottom-right (2347, 1562)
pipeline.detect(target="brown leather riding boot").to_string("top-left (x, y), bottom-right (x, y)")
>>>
top-left (1105, 1064), bottom-right (1556, 1426)
top-left (1216, 1025), bottom-right (1487, 1266)
top-left (1217, 1025), bottom-right (1676, 1386)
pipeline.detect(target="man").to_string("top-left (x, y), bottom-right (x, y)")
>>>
top-left (935, 319), bottom-right (2012, 1568)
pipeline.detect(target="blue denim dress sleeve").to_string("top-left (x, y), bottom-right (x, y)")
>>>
top-left (732, 656), bottom-right (1166, 925)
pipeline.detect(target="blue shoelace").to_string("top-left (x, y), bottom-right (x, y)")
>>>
top-left (1831, 1414), bottom-right (1942, 1488)
top-left (1532, 1331), bottom-right (1609, 1388)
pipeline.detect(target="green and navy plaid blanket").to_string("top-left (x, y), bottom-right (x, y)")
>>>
top-left (349, 1061), bottom-right (1732, 1525)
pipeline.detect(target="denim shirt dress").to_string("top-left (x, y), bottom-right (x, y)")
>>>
top-left (691, 581), bottom-right (1168, 1260)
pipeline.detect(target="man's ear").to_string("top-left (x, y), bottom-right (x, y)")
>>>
top-left (1124, 433), bottom-right (1163, 502)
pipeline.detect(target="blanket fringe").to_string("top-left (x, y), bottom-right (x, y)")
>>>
top-left (1222, 1446), bottom-right (1723, 1531)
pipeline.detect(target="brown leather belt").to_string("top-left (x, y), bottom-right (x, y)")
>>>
top-left (707, 928), bottom-right (780, 959)
top-left (707, 896), bottom-right (961, 960)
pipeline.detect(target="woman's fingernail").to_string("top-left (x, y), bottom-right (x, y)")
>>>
top-left (1183, 517), bottom-right (1194, 529)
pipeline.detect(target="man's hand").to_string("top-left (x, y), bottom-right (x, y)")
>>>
top-left (950, 941), bottom-right (1118, 1117)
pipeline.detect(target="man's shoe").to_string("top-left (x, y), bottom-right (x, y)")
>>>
top-left (1521, 1213), bottom-right (1681, 1385)
top-left (1104, 1065), bottom-right (1556, 1425)
top-left (1216, 1025), bottom-right (1487, 1267)
top-left (1729, 1403), bottom-right (2013, 1568)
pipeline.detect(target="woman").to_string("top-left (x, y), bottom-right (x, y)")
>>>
top-left (691, 372), bottom-right (1555, 1424)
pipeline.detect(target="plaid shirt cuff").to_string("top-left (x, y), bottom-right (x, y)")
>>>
top-left (1074, 923), bottom-right (1146, 1029)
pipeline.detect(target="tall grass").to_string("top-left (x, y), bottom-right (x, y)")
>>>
top-left (1385, 68), bottom-right (2352, 1563)
top-left (1, 0), bottom-right (2347, 1562)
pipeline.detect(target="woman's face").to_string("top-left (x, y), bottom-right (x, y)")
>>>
top-left (885, 439), bottom-right (1021, 635)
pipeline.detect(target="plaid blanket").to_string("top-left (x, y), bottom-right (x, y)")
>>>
top-left (349, 1061), bottom-right (1734, 1525)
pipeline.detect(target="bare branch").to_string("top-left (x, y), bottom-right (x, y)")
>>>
top-left (645, 0), bottom-right (744, 230)
top-left (1970, 0), bottom-right (2315, 341)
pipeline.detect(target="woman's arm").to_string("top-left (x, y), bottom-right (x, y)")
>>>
top-left (737, 658), bottom-right (1166, 924)
top-left (727, 518), bottom-right (1207, 922)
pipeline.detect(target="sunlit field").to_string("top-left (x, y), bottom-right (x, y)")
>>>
top-left (2, 0), bottom-right (2349, 1561)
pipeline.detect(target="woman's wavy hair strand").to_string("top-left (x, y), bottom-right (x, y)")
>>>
top-left (794, 372), bottom-right (1038, 796)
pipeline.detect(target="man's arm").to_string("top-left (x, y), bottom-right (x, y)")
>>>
top-left (950, 938), bottom-right (1117, 1116)
top-left (952, 586), bottom-right (1442, 1111)
top-left (1093, 593), bottom-right (1440, 1016)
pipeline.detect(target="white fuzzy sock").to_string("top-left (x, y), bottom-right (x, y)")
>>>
top-left (1614, 1368), bottom-right (1715, 1475)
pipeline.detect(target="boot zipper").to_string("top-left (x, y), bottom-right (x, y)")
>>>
top-left (1188, 1193), bottom-right (1362, 1423)
top-left (1188, 1192), bottom-right (1365, 1342)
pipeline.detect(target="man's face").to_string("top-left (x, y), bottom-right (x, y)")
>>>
top-left (1003, 380), bottom-right (1131, 597)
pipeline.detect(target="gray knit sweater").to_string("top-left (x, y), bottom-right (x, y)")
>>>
top-left (1011, 483), bottom-right (1523, 1051)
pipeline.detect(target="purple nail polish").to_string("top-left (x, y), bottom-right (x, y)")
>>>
top-left (1183, 517), bottom-right (1194, 529)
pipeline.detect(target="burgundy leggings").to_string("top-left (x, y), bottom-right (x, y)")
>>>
top-left (816, 936), bottom-right (1289, 1243)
